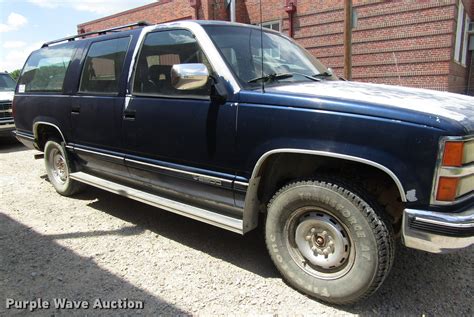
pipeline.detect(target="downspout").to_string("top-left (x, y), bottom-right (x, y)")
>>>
top-left (190, 0), bottom-right (201, 20)
top-left (285, 1), bottom-right (296, 37)
top-left (230, 0), bottom-right (236, 22)
top-left (468, 30), bottom-right (473, 95)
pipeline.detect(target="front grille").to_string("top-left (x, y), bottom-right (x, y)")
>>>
top-left (0, 101), bottom-right (12, 119)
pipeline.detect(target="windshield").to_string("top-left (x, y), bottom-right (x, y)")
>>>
top-left (203, 25), bottom-right (336, 88)
top-left (0, 74), bottom-right (16, 91)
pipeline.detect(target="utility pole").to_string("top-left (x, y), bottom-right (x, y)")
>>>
top-left (344, 0), bottom-right (352, 80)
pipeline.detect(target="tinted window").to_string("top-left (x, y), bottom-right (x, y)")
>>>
top-left (0, 74), bottom-right (16, 91)
top-left (19, 44), bottom-right (76, 93)
top-left (79, 37), bottom-right (130, 94)
top-left (133, 30), bottom-right (212, 98)
top-left (204, 25), bottom-right (334, 88)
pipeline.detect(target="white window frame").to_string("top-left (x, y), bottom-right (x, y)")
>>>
top-left (261, 20), bottom-right (281, 32)
top-left (461, 15), bottom-right (470, 65)
top-left (454, 1), bottom-right (464, 63)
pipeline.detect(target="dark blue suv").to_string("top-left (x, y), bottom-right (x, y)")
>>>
top-left (13, 21), bottom-right (474, 304)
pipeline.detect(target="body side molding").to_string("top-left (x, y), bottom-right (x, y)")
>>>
top-left (241, 148), bottom-right (407, 233)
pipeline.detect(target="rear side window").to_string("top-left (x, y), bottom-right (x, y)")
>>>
top-left (18, 44), bottom-right (76, 93)
top-left (79, 37), bottom-right (130, 94)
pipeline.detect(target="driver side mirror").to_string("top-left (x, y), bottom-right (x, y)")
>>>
top-left (170, 63), bottom-right (209, 90)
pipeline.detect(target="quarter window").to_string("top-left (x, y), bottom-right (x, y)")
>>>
top-left (18, 43), bottom-right (76, 93)
top-left (133, 29), bottom-right (212, 98)
top-left (79, 37), bottom-right (130, 94)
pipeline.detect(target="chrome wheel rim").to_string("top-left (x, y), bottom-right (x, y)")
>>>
top-left (49, 148), bottom-right (67, 184)
top-left (285, 207), bottom-right (355, 280)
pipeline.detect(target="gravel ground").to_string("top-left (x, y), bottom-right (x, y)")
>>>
top-left (0, 136), bottom-right (473, 316)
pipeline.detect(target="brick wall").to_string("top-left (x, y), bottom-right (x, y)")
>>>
top-left (279, 0), bottom-right (459, 91)
top-left (77, 0), bottom-right (194, 32)
top-left (78, 0), bottom-right (473, 93)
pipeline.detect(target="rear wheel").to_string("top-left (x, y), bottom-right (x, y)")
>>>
top-left (265, 178), bottom-right (394, 304)
top-left (44, 139), bottom-right (83, 196)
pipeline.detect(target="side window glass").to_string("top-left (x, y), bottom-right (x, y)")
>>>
top-left (133, 29), bottom-right (212, 98)
top-left (19, 44), bottom-right (76, 93)
top-left (79, 37), bottom-right (130, 94)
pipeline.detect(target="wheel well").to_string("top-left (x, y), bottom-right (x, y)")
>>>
top-left (35, 124), bottom-right (64, 151)
top-left (255, 153), bottom-right (405, 231)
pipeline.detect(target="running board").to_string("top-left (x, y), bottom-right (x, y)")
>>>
top-left (70, 172), bottom-right (243, 234)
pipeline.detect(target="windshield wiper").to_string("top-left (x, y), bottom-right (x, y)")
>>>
top-left (248, 73), bottom-right (293, 84)
top-left (312, 71), bottom-right (333, 78)
top-left (248, 72), bottom-right (320, 84)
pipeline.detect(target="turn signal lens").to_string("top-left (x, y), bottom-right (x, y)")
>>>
top-left (442, 141), bottom-right (464, 167)
top-left (436, 177), bottom-right (459, 201)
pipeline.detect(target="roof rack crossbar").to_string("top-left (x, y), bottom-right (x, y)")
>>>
top-left (41, 21), bottom-right (151, 48)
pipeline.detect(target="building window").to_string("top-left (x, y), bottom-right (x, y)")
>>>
top-left (454, 1), bottom-right (470, 66)
top-left (261, 20), bottom-right (281, 32)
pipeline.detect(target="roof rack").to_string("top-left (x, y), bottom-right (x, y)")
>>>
top-left (41, 21), bottom-right (151, 48)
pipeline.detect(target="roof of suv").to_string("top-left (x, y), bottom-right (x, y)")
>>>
top-left (43, 20), bottom-right (279, 49)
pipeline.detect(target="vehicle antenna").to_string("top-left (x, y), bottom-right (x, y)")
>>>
top-left (259, 0), bottom-right (265, 93)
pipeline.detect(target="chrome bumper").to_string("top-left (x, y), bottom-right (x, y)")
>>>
top-left (0, 121), bottom-right (15, 134)
top-left (402, 207), bottom-right (474, 253)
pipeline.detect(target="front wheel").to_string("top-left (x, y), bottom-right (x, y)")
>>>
top-left (265, 178), bottom-right (394, 304)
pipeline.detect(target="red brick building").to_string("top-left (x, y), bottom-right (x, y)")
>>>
top-left (78, 0), bottom-right (474, 94)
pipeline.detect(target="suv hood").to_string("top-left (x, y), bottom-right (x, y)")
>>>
top-left (0, 91), bottom-right (14, 101)
top-left (268, 81), bottom-right (474, 133)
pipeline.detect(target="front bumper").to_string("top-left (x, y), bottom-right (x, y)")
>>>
top-left (0, 119), bottom-right (15, 136)
top-left (402, 207), bottom-right (474, 253)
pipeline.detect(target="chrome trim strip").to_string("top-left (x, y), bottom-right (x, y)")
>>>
top-left (414, 216), bottom-right (474, 228)
top-left (70, 144), bottom-right (234, 188)
top-left (431, 135), bottom-right (474, 206)
top-left (126, 26), bottom-right (154, 93)
top-left (126, 158), bottom-right (233, 187)
top-left (234, 181), bottom-right (249, 193)
top-left (74, 146), bottom-right (123, 161)
top-left (241, 148), bottom-right (408, 234)
top-left (249, 148), bottom-right (407, 202)
top-left (402, 207), bottom-right (474, 253)
top-left (0, 123), bottom-right (15, 130)
top-left (15, 131), bottom-right (34, 140)
top-left (33, 121), bottom-right (66, 143)
top-left (70, 171), bottom-right (243, 234)
top-left (234, 181), bottom-right (249, 187)
top-left (437, 164), bottom-right (474, 178)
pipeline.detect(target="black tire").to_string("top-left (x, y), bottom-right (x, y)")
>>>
top-left (265, 178), bottom-right (394, 305)
top-left (44, 139), bottom-right (83, 196)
